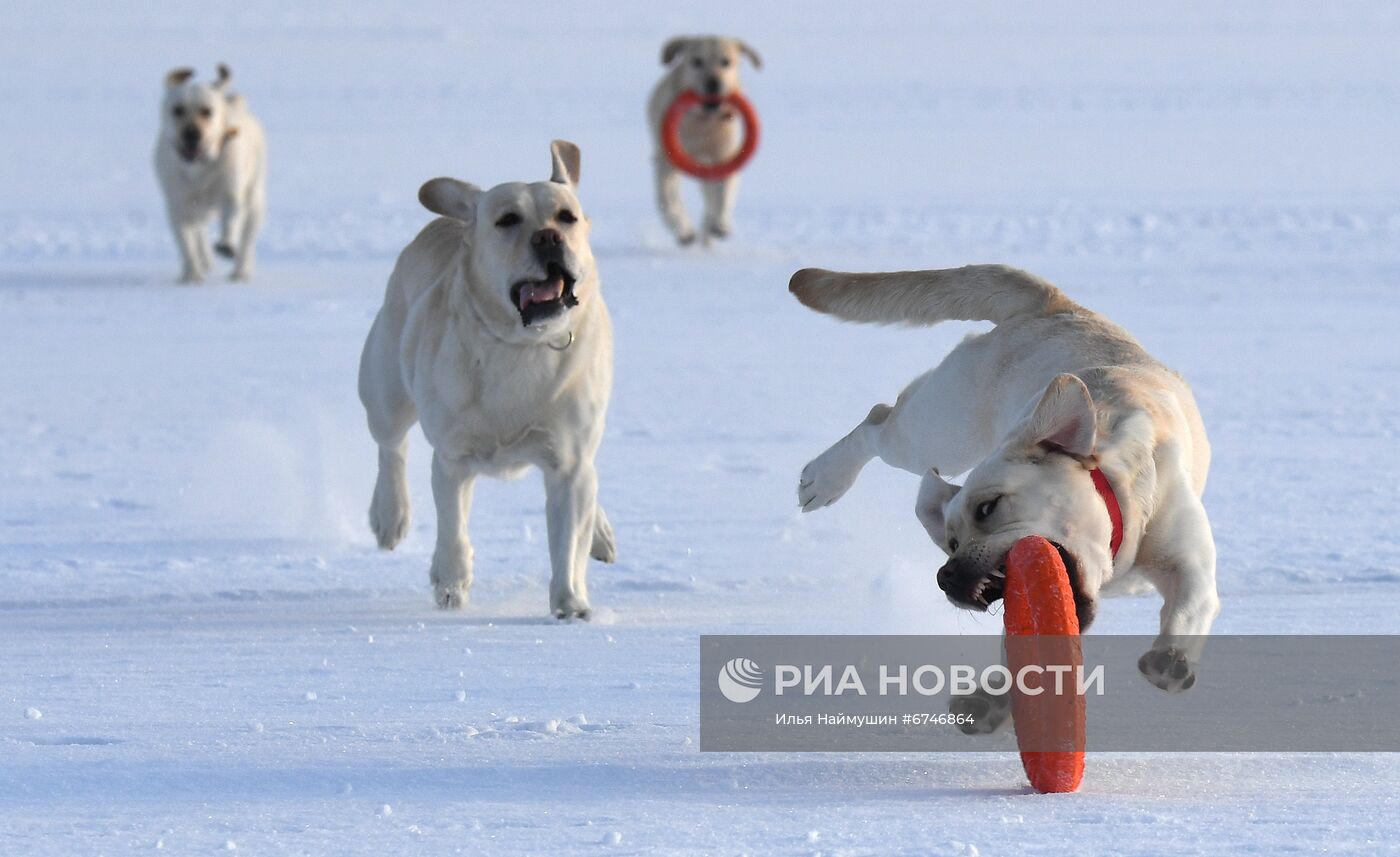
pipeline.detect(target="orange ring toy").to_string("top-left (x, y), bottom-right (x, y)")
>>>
top-left (661, 90), bottom-right (761, 181)
top-left (1003, 536), bottom-right (1086, 794)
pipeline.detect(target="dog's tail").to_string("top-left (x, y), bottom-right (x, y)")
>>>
top-left (788, 264), bottom-right (1077, 327)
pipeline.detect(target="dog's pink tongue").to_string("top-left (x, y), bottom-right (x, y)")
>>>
top-left (517, 275), bottom-right (565, 310)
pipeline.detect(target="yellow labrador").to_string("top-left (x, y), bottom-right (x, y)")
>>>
top-left (358, 141), bottom-right (615, 619)
top-left (647, 35), bottom-right (761, 245)
top-left (792, 264), bottom-right (1219, 696)
top-left (154, 65), bottom-right (266, 283)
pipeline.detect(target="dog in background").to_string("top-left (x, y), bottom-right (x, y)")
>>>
top-left (792, 264), bottom-right (1219, 717)
top-left (154, 65), bottom-right (266, 283)
top-left (647, 35), bottom-right (761, 245)
top-left (358, 141), bottom-right (616, 619)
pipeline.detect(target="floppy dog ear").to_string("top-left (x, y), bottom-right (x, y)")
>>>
top-left (661, 37), bottom-right (691, 65)
top-left (418, 178), bottom-right (482, 225)
top-left (214, 63), bottom-right (231, 90)
top-left (916, 469), bottom-right (960, 554)
top-left (549, 139), bottom-right (581, 187)
top-left (735, 39), bottom-right (762, 69)
top-left (165, 67), bottom-right (195, 89)
top-left (1017, 374), bottom-right (1097, 461)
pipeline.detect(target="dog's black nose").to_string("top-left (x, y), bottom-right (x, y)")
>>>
top-left (936, 561), bottom-right (954, 594)
top-left (703, 76), bottom-right (721, 96)
top-left (531, 228), bottom-right (563, 250)
top-left (180, 126), bottom-right (200, 146)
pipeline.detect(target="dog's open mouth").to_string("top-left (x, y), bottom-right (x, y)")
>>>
top-left (510, 262), bottom-right (578, 327)
top-left (175, 142), bottom-right (201, 163)
top-left (959, 541), bottom-right (1080, 612)
top-left (968, 563), bottom-right (1006, 610)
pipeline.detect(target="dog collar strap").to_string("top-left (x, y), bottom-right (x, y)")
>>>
top-left (1091, 467), bottom-right (1124, 558)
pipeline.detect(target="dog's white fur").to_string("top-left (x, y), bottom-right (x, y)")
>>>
top-left (154, 65), bottom-right (266, 283)
top-left (792, 264), bottom-right (1219, 697)
top-left (647, 35), bottom-right (761, 245)
top-left (358, 141), bottom-right (615, 618)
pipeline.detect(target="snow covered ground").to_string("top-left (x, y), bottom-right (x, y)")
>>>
top-left (3, 2), bottom-right (1399, 854)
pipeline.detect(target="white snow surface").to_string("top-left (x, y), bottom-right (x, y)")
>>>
top-left (3, 2), bottom-right (1399, 854)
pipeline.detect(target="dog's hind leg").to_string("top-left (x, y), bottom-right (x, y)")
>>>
top-left (799, 348), bottom-right (1001, 511)
top-left (653, 153), bottom-right (696, 245)
top-left (429, 452), bottom-right (476, 610)
top-left (590, 505), bottom-right (617, 564)
top-left (798, 403), bottom-right (891, 512)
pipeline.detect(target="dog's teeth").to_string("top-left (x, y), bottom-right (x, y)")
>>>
top-left (990, 569), bottom-right (1005, 580)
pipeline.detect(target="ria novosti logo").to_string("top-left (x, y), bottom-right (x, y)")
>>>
top-left (717, 657), bottom-right (764, 703)
top-left (714, 658), bottom-right (1105, 703)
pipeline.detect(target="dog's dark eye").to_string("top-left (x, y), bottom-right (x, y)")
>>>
top-left (720, 57), bottom-right (732, 67)
top-left (171, 105), bottom-right (185, 119)
top-left (494, 212), bottom-right (522, 228)
top-left (691, 57), bottom-right (704, 68)
top-left (198, 106), bottom-right (213, 119)
top-left (557, 209), bottom-right (577, 224)
top-left (974, 497), bottom-right (1001, 523)
top-left (948, 538), bottom-right (959, 553)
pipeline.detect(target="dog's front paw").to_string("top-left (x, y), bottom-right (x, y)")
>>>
top-left (950, 686), bottom-right (1012, 735)
top-left (551, 593), bottom-right (591, 621)
top-left (706, 222), bottom-right (731, 240)
top-left (1138, 646), bottom-right (1196, 692)
top-left (797, 450), bottom-right (861, 512)
top-left (434, 581), bottom-right (470, 610)
top-left (429, 551), bottom-right (472, 611)
top-left (214, 241), bottom-right (236, 259)
top-left (230, 266), bottom-right (252, 282)
top-left (676, 230), bottom-right (697, 247)
top-left (178, 271), bottom-right (204, 285)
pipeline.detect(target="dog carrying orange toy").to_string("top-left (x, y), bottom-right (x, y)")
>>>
top-left (660, 90), bottom-right (761, 181)
top-left (1003, 535), bottom-right (1087, 794)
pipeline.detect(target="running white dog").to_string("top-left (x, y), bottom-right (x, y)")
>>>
top-left (647, 35), bottom-right (761, 245)
top-left (154, 65), bottom-right (266, 283)
top-left (358, 141), bottom-right (615, 619)
top-left (792, 264), bottom-right (1219, 703)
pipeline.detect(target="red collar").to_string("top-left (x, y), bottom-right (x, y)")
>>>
top-left (1090, 468), bottom-right (1124, 558)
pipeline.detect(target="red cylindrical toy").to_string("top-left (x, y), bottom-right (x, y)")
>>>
top-left (1003, 535), bottom-right (1086, 794)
